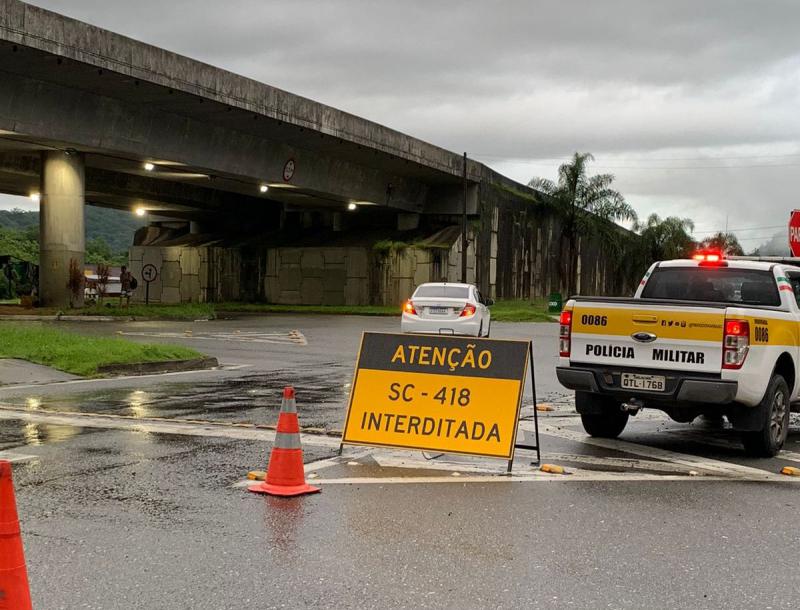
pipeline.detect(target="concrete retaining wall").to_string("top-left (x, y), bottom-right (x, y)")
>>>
top-left (128, 245), bottom-right (241, 304)
top-left (263, 243), bottom-right (466, 306)
top-left (476, 174), bottom-right (639, 299)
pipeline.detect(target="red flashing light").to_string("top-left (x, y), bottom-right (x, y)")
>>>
top-left (692, 250), bottom-right (723, 263)
top-left (459, 304), bottom-right (477, 317)
top-left (403, 300), bottom-right (417, 315)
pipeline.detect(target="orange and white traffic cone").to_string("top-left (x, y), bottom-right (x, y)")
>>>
top-left (0, 460), bottom-right (33, 610)
top-left (249, 387), bottom-right (320, 497)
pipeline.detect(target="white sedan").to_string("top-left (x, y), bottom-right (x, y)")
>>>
top-left (400, 282), bottom-right (493, 337)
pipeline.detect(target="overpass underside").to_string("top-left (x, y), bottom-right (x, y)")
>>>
top-left (0, 0), bottom-right (632, 306)
top-left (0, 6), bottom-right (480, 306)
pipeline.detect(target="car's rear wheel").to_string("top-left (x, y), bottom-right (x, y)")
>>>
top-left (741, 374), bottom-right (789, 457)
top-left (576, 392), bottom-right (628, 438)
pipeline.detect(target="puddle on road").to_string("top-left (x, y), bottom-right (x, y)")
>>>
top-left (7, 365), bottom-right (353, 430)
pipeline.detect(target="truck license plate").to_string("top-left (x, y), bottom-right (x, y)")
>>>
top-left (621, 373), bottom-right (665, 391)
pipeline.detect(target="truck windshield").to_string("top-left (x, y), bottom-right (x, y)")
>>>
top-left (641, 267), bottom-right (780, 306)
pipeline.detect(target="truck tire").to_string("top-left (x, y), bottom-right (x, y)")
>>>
top-left (741, 374), bottom-right (789, 457)
top-left (576, 392), bottom-right (628, 438)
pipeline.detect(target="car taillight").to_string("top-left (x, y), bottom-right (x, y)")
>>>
top-left (722, 319), bottom-right (749, 369)
top-left (403, 300), bottom-right (417, 315)
top-left (559, 310), bottom-right (572, 357)
top-left (459, 304), bottom-right (477, 317)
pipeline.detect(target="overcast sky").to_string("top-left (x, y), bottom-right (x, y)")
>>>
top-left (5, 0), bottom-right (800, 253)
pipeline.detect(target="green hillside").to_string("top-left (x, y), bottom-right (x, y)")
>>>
top-left (0, 206), bottom-right (144, 253)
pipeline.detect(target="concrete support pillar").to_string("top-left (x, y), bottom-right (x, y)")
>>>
top-left (39, 151), bottom-right (85, 307)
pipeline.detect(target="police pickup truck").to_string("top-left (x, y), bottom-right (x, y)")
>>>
top-left (556, 253), bottom-right (800, 456)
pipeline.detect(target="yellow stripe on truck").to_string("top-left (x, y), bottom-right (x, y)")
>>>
top-left (572, 307), bottom-right (724, 342)
top-left (742, 316), bottom-right (800, 347)
top-left (571, 306), bottom-right (800, 347)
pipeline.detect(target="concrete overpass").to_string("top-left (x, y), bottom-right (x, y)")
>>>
top-left (0, 0), bottom-right (492, 306)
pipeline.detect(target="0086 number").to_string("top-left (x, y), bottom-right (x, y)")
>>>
top-left (581, 315), bottom-right (608, 326)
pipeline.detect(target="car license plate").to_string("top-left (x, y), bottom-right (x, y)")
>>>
top-left (621, 373), bottom-right (665, 391)
top-left (429, 306), bottom-right (449, 315)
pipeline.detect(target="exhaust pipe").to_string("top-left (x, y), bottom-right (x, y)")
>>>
top-left (621, 398), bottom-right (644, 414)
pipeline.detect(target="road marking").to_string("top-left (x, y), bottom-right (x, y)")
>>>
top-left (0, 365), bottom-right (249, 393)
top-left (659, 428), bottom-right (800, 463)
top-left (117, 330), bottom-right (307, 345)
top-left (231, 450), bottom-right (375, 488)
top-left (0, 450), bottom-right (38, 463)
top-left (371, 451), bottom-right (707, 476)
top-left (526, 418), bottom-right (783, 481)
top-left (3, 407), bottom-right (795, 485)
top-left (539, 453), bottom-right (715, 475)
top-left (0, 406), bottom-right (340, 448)
top-left (282, 473), bottom-right (740, 485)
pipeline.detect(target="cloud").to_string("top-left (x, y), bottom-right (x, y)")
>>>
top-left (753, 231), bottom-right (791, 256)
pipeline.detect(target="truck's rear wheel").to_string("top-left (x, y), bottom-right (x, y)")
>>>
top-left (576, 392), bottom-right (628, 438)
top-left (741, 374), bottom-right (789, 457)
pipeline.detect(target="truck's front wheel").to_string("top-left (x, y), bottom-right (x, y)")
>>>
top-left (576, 392), bottom-right (629, 439)
top-left (741, 374), bottom-right (789, 457)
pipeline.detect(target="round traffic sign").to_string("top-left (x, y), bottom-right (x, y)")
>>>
top-left (282, 158), bottom-right (295, 182)
top-left (142, 264), bottom-right (158, 283)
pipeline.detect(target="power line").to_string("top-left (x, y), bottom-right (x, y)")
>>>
top-left (690, 224), bottom-right (784, 235)
top-left (735, 235), bottom-right (784, 242)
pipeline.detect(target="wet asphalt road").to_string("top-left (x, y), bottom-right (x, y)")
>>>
top-left (2, 315), bottom-right (800, 609)
top-left (0, 315), bottom-right (564, 430)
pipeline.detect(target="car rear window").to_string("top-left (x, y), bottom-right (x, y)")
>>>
top-left (641, 267), bottom-right (780, 306)
top-left (414, 285), bottom-right (470, 299)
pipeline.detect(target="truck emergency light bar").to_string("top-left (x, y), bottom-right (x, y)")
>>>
top-left (692, 250), bottom-right (728, 267)
top-left (692, 250), bottom-right (723, 262)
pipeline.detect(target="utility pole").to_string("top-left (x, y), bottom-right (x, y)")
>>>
top-left (462, 152), bottom-right (468, 283)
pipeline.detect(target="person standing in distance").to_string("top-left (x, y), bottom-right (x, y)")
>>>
top-left (120, 265), bottom-right (135, 306)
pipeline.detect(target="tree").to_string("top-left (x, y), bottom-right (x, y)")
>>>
top-left (528, 152), bottom-right (637, 295)
top-left (635, 214), bottom-right (696, 264)
top-left (0, 227), bottom-right (38, 263)
top-left (86, 237), bottom-right (127, 266)
top-left (701, 232), bottom-right (744, 256)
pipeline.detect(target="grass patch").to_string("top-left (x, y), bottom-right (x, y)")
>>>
top-left (216, 302), bottom-right (400, 316)
top-left (71, 302), bottom-right (216, 320)
top-left (0, 324), bottom-right (202, 376)
top-left (489, 299), bottom-right (556, 322)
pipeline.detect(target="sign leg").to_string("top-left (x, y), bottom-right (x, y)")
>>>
top-left (530, 341), bottom-right (541, 465)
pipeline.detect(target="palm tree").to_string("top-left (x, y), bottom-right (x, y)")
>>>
top-left (701, 232), bottom-right (744, 256)
top-left (635, 214), bottom-right (695, 263)
top-left (528, 152), bottom-right (637, 296)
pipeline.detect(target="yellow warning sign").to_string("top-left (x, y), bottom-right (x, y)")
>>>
top-left (341, 332), bottom-right (530, 459)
